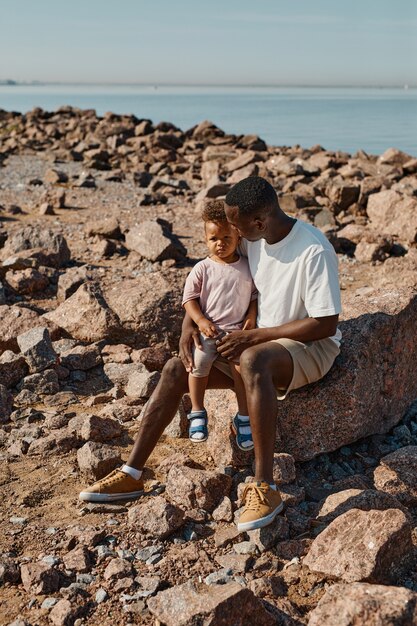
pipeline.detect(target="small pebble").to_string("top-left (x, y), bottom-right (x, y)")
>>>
top-left (42, 555), bottom-right (60, 566)
top-left (95, 588), bottom-right (109, 604)
top-left (41, 598), bottom-right (58, 609)
top-left (9, 517), bottom-right (28, 525)
top-left (204, 568), bottom-right (233, 585)
top-left (146, 554), bottom-right (162, 566)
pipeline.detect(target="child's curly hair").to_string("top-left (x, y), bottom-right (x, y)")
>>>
top-left (201, 199), bottom-right (227, 224)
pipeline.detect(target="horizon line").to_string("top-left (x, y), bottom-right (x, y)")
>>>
top-left (1, 80), bottom-right (416, 89)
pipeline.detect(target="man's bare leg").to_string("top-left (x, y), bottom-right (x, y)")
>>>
top-left (126, 357), bottom-right (233, 469)
top-left (239, 343), bottom-right (293, 483)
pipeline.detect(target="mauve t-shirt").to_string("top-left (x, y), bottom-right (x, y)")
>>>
top-left (182, 256), bottom-right (257, 332)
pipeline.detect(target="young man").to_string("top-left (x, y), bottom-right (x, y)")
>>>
top-left (79, 176), bottom-right (341, 532)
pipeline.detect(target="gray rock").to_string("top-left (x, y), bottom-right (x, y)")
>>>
top-left (17, 326), bottom-right (57, 373)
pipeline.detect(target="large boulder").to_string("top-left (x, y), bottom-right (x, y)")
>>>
top-left (303, 508), bottom-right (412, 583)
top-left (367, 189), bottom-right (417, 244)
top-left (1, 226), bottom-right (70, 268)
top-left (104, 275), bottom-right (183, 349)
top-left (147, 580), bottom-right (276, 626)
top-left (43, 282), bottom-right (122, 343)
top-left (308, 583), bottom-right (417, 626)
top-left (125, 218), bottom-right (186, 262)
top-left (206, 287), bottom-right (417, 463)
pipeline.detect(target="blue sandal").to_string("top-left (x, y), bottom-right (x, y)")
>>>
top-left (231, 414), bottom-right (254, 451)
top-left (187, 409), bottom-right (208, 442)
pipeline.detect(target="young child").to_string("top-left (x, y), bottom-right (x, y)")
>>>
top-left (182, 200), bottom-right (257, 449)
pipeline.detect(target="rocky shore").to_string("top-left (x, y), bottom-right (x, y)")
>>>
top-left (0, 106), bottom-right (416, 625)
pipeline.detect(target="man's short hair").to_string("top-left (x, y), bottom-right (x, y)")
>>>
top-left (201, 199), bottom-right (227, 223)
top-left (225, 176), bottom-right (278, 216)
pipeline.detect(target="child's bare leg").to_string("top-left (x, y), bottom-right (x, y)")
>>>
top-left (231, 363), bottom-right (253, 450)
top-left (230, 364), bottom-right (248, 415)
top-left (188, 373), bottom-right (209, 442)
top-left (188, 374), bottom-right (209, 412)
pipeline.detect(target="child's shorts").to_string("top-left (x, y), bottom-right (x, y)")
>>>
top-left (191, 334), bottom-right (221, 378)
top-left (212, 336), bottom-right (340, 399)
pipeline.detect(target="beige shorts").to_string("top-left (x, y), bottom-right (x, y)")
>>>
top-left (213, 337), bottom-right (340, 399)
top-left (191, 334), bottom-right (220, 378)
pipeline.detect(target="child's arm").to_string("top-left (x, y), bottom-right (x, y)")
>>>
top-left (243, 299), bottom-right (257, 330)
top-left (184, 299), bottom-right (218, 338)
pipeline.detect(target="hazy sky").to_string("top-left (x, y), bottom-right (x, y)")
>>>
top-left (2, 0), bottom-right (417, 86)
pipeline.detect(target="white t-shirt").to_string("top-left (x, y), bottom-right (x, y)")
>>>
top-left (240, 219), bottom-right (342, 347)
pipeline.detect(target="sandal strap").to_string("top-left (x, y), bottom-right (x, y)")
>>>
top-left (187, 410), bottom-right (207, 421)
top-left (189, 424), bottom-right (208, 434)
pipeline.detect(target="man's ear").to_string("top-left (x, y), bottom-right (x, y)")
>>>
top-left (254, 217), bottom-right (266, 232)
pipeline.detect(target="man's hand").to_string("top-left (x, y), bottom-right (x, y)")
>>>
top-left (216, 329), bottom-right (256, 361)
top-left (179, 317), bottom-right (202, 373)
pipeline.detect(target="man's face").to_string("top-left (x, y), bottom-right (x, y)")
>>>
top-left (224, 205), bottom-right (264, 241)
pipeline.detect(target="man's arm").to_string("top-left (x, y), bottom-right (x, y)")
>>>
top-left (216, 314), bottom-right (339, 360)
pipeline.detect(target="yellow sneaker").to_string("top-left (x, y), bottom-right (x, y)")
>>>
top-left (79, 469), bottom-right (144, 502)
top-left (237, 481), bottom-right (284, 532)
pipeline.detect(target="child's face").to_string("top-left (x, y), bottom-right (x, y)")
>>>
top-left (205, 220), bottom-right (240, 261)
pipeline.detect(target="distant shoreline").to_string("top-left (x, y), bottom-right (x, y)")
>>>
top-left (0, 81), bottom-right (415, 90)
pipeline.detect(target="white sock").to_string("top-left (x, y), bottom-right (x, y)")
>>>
top-left (121, 465), bottom-right (142, 481)
top-left (189, 410), bottom-right (207, 441)
top-left (269, 483), bottom-right (277, 491)
top-left (237, 414), bottom-right (253, 449)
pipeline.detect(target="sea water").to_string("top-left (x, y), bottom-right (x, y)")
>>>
top-left (0, 84), bottom-right (416, 157)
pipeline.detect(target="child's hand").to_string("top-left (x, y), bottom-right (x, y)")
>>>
top-left (243, 318), bottom-right (256, 331)
top-left (198, 318), bottom-right (218, 338)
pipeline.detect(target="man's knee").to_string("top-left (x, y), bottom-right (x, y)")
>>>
top-left (240, 346), bottom-right (269, 380)
top-left (161, 356), bottom-right (188, 388)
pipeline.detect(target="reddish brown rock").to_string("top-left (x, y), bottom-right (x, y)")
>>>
top-left (62, 545), bottom-right (92, 573)
top-left (367, 189), bottom-right (417, 243)
top-left (104, 275), bottom-right (183, 349)
top-left (1, 226), bottom-right (70, 268)
top-left (224, 151), bottom-right (263, 173)
top-left (85, 217), bottom-right (121, 239)
top-left (354, 236), bottom-right (393, 263)
top-left (20, 561), bottom-right (60, 594)
top-left (0, 384), bottom-right (13, 423)
top-left (77, 441), bottom-right (121, 479)
top-left (0, 304), bottom-right (60, 353)
top-left (43, 282), bottom-right (122, 343)
top-left (0, 350), bottom-right (28, 388)
top-left (5, 268), bottom-right (49, 294)
top-left (125, 218), bottom-right (186, 262)
top-left (125, 370), bottom-right (160, 398)
top-left (165, 465), bottom-right (232, 512)
top-left (103, 557), bottom-right (133, 580)
top-left (325, 181), bottom-right (360, 213)
top-left (247, 515), bottom-right (290, 552)
top-left (57, 265), bottom-right (93, 302)
top-left (134, 345), bottom-right (171, 371)
top-left (272, 287), bottom-right (417, 461)
top-left (206, 389), bottom-right (254, 467)
top-left (68, 413), bottom-right (122, 442)
top-left (303, 508), bottom-right (412, 583)
top-left (60, 343), bottom-right (102, 370)
top-left (128, 496), bottom-right (184, 539)
top-left (374, 446), bottom-right (417, 506)
top-left (378, 147), bottom-right (413, 166)
top-left (308, 582), bottom-right (417, 626)
top-left (147, 580), bottom-right (276, 626)
top-left (316, 488), bottom-right (406, 523)
top-left (49, 599), bottom-right (83, 626)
